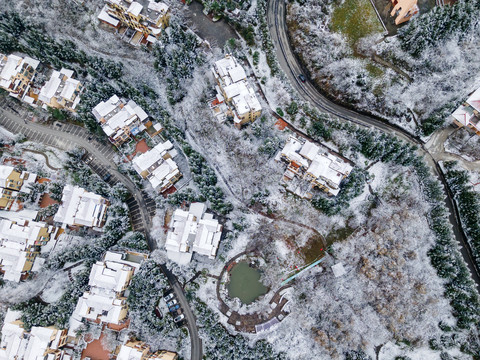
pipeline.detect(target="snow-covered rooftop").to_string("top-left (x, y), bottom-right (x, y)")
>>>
top-left (213, 55), bottom-right (262, 121)
top-left (131, 141), bottom-right (181, 192)
top-left (93, 95), bottom-right (149, 142)
top-left (0, 218), bottom-right (56, 282)
top-left (165, 203), bottom-right (223, 264)
top-left (53, 185), bottom-right (108, 228)
top-left (69, 251), bottom-right (145, 332)
top-left (278, 136), bottom-right (353, 196)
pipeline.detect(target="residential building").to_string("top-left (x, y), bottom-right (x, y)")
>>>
top-left (116, 340), bottom-right (178, 360)
top-left (37, 68), bottom-right (83, 112)
top-left (165, 203), bottom-right (223, 264)
top-left (0, 165), bottom-right (37, 210)
top-left (69, 251), bottom-right (146, 334)
top-left (92, 95), bottom-right (152, 147)
top-left (0, 217), bottom-right (58, 282)
top-left (99, 0), bottom-right (170, 46)
top-left (131, 141), bottom-right (182, 192)
top-left (451, 87), bottom-right (480, 136)
top-left (0, 53), bottom-right (40, 103)
top-left (53, 185), bottom-right (109, 229)
top-left (212, 55), bottom-right (262, 129)
top-left (0, 309), bottom-right (69, 360)
top-left (276, 136), bottom-right (353, 198)
top-left (390, 0), bottom-right (419, 25)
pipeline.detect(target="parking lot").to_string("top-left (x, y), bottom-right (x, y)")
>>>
top-left (0, 97), bottom-right (155, 234)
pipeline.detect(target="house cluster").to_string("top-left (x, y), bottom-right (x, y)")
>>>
top-left (451, 86), bottom-right (480, 136)
top-left (0, 53), bottom-right (83, 112)
top-left (165, 202), bottom-right (223, 264)
top-left (115, 340), bottom-right (178, 360)
top-left (390, 0), bottom-right (419, 25)
top-left (211, 54), bottom-right (262, 129)
top-left (0, 309), bottom-right (70, 359)
top-left (0, 217), bottom-right (59, 282)
top-left (92, 94), bottom-right (163, 147)
top-left (0, 178), bottom-right (109, 282)
top-left (69, 251), bottom-right (145, 332)
top-left (0, 165), bottom-right (37, 210)
top-left (53, 184), bottom-right (109, 230)
top-left (275, 136), bottom-right (353, 198)
top-left (93, 94), bottom-right (183, 193)
top-left (98, 0), bottom-right (170, 46)
top-left (0, 255), bottom-right (179, 359)
top-left (132, 140), bottom-right (182, 193)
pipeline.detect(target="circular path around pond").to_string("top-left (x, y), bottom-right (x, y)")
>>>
top-left (215, 249), bottom-right (291, 333)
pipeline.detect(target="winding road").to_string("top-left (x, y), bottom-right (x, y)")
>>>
top-left (267, 0), bottom-right (480, 292)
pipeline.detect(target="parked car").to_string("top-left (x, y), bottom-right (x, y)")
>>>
top-left (154, 306), bottom-right (163, 319)
top-left (169, 304), bottom-right (180, 312)
top-left (166, 299), bottom-right (178, 308)
top-left (298, 74), bottom-right (306, 83)
top-left (173, 314), bottom-right (185, 323)
top-left (103, 173), bottom-right (112, 182)
top-left (164, 292), bottom-right (175, 302)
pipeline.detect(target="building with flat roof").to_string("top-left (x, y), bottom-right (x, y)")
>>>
top-left (0, 165), bottom-right (37, 211)
top-left (69, 251), bottom-right (146, 334)
top-left (390, 0), bottom-right (419, 25)
top-left (0, 217), bottom-right (58, 282)
top-left (92, 95), bottom-right (153, 147)
top-left (212, 55), bottom-right (262, 129)
top-left (53, 185), bottom-right (109, 229)
top-left (276, 136), bottom-right (353, 198)
top-left (37, 68), bottom-right (83, 112)
top-left (131, 141), bottom-right (182, 193)
top-left (0, 309), bottom-right (69, 360)
top-left (0, 53), bottom-right (40, 103)
top-left (116, 340), bottom-right (178, 360)
top-left (452, 87), bottom-right (480, 136)
top-left (165, 203), bottom-right (223, 264)
top-left (99, 0), bottom-right (170, 46)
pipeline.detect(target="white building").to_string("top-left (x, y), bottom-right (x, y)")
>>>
top-left (165, 203), bottom-right (223, 264)
top-left (212, 55), bottom-right (262, 129)
top-left (116, 341), bottom-right (178, 360)
top-left (276, 136), bottom-right (353, 197)
top-left (0, 309), bottom-right (69, 360)
top-left (92, 95), bottom-right (151, 147)
top-left (0, 166), bottom-right (37, 210)
top-left (53, 185), bottom-right (109, 229)
top-left (0, 218), bottom-right (57, 282)
top-left (69, 251), bottom-right (145, 334)
top-left (37, 68), bottom-right (83, 112)
top-left (131, 141), bottom-right (181, 193)
top-left (451, 87), bottom-right (480, 136)
top-left (0, 54), bottom-right (40, 103)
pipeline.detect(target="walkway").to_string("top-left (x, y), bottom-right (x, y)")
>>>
top-left (215, 250), bottom-right (291, 333)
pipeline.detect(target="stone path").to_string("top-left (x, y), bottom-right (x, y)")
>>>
top-left (215, 250), bottom-right (291, 333)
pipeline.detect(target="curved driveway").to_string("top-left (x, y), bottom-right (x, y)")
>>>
top-left (267, 0), bottom-right (480, 292)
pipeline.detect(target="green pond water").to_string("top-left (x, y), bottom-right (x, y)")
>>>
top-left (227, 261), bottom-right (268, 304)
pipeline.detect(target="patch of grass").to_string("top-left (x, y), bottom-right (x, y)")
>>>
top-left (365, 62), bottom-right (384, 78)
top-left (330, 0), bottom-right (383, 46)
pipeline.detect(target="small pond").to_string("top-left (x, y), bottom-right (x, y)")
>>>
top-left (227, 261), bottom-right (268, 305)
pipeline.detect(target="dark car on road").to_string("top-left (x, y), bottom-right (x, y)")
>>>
top-left (298, 74), bottom-right (306, 83)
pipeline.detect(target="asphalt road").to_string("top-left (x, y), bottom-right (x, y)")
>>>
top-left (267, 0), bottom-right (480, 293)
top-left (0, 100), bottom-right (203, 360)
